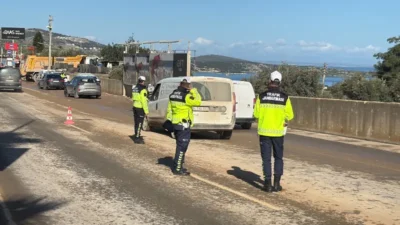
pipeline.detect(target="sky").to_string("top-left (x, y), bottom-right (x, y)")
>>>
top-left (1, 0), bottom-right (398, 67)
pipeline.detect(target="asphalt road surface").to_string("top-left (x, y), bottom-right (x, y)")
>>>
top-left (0, 81), bottom-right (398, 225)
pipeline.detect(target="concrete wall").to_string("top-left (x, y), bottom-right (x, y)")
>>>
top-left (290, 97), bottom-right (400, 143)
top-left (68, 77), bottom-right (400, 143)
top-left (101, 79), bottom-right (123, 96)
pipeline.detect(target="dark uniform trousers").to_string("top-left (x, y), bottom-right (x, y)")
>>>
top-left (259, 135), bottom-right (284, 180)
top-left (133, 107), bottom-right (145, 138)
top-left (173, 124), bottom-right (191, 171)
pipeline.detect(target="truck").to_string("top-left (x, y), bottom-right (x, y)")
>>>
top-left (20, 55), bottom-right (87, 81)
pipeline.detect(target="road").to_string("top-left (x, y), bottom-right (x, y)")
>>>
top-left (0, 81), bottom-right (398, 225)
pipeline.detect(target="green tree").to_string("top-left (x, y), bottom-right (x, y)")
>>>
top-left (32, 31), bottom-right (45, 53)
top-left (100, 35), bottom-right (150, 62)
top-left (245, 64), bottom-right (322, 97)
top-left (374, 36), bottom-right (400, 85)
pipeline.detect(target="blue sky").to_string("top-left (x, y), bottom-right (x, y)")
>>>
top-left (2, 0), bottom-right (398, 66)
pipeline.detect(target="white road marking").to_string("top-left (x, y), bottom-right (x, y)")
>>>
top-left (69, 125), bottom-right (91, 134)
top-left (190, 173), bottom-right (282, 211)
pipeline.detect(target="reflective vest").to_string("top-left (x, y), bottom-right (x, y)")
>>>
top-left (166, 86), bottom-right (202, 127)
top-left (253, 87), bottom-right (294, 137)
top-left (132, 84), bottom-right (149, 114)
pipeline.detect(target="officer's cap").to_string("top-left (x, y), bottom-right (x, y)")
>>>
top-left (181, 77), bottom-right (191, 83)
top-left (138, 76), bottom-right (146, 81)
top-left (271, 71), bottom-right (282, 82)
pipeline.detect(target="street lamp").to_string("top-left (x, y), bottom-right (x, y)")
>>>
top-left (47, 15), bottom-right (53, 69)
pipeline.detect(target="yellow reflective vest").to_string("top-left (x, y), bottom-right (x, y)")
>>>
top-left (253, 87), bottom-right (294, 137)
top-left (166, 86), bottom-right (202, 127)
top-left (132, 84), bottom-right (149, 114)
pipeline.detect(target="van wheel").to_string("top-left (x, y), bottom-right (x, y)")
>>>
top-left (64, 89), bottom-right (69, 97)
top-left (142, 117), bottom-right (152, 131)
top-left (241, 123), bottom-right (252, 129)
top-left (218, 131), bottom-right (233, 140)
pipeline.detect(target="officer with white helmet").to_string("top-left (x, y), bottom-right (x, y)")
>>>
top-left (132, 76), bottom-right (149, 144)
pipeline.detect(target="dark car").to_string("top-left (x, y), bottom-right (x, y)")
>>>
top-left (38, 73), bottom-right (65, 90)
top-left (0, 67), bottom-right (22, 92)
top-left (64, 75), bottom-right (101, 99)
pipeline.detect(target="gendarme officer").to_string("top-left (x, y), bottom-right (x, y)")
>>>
top-left (254, 71), bottom-right (294, 192)
top-left (132, 76), bottom-right (149, 144)
top-left (166, 77), bottom-right (202, 175)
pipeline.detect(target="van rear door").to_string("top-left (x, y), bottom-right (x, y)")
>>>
top-left (191, 79), bottom-right (234, 127)
top-left (234, 81), bottom-right (255, 119)
top-left (0, 68), bottom-right (21, 87)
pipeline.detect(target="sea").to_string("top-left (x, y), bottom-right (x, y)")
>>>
top-left (193, 71), bottom-right (372, 87)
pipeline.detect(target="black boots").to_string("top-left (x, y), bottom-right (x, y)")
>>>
top-left (273, 175), bottom-right (282, 192)
top-left (263, 179), bottom-right (273, 192)
top-left (264, 176), bottom-right (283, 193)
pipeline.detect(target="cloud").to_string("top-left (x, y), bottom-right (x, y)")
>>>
top-left (276, 38), bottom-right (286, 46)
top-left (194, 37), bottom-right (214, 45)
top-left (84, 36), bottom-right (97, 41)
top-left (297, 40), bottom-right (340, 51)
top-left (264, 46), bottom-right (274, 52)
top-left (346, 45), bottom-right (380, 53)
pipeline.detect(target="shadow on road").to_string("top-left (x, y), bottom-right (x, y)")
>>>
top-left (0, 120), bottom-right (41, 171)
top-left (0, 196), bottom-right (66, 225)
top-left (157, 156), bottom-right (174, 169)
top-left (227, 166), bottom-right (264, 190)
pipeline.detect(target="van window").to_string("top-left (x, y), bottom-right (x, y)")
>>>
top-left (151, 84), bottom-right (161, 101)
top-left (192, 82), bottom-right (231, 101)
top-left (160, 82), bottom-right (179, 99)
top-left (0, 68), bottom-right (21, 77)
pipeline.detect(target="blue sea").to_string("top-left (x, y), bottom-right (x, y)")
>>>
top-left (193, 72), bottom-right (371, 87)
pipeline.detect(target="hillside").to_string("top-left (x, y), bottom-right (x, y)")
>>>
top-left (22, 28), bottom-right (105, 50)
top-left (192, 54), bottom-right (269, 73)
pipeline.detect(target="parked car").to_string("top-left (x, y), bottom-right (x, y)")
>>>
top-left (143, 76), bottom-right (236, 139)
top-left (64, 75), bottom-right (101, 99)
top-left (232, 80), bottom-right (256, 129)
top-left (38, 73), bottom-right (65, 90)
top-left (0, 67), bottom-right (22, 92)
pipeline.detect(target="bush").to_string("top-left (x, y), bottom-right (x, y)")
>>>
top-left (330, 74), bottom-right (393, 102)
top-left (108, 65), bottom-right (123, 80)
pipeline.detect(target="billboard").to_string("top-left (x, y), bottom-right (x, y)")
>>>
top-left (123, 52), bottom-right (189, 86)
top-left (149, 53), bottom-right (174, 85)
top-left (4, 42), bottom-right (19, 51)
top-left (1, 27), bottom-right (25, 40)
top-left (173, 53), bottom-right (188, 77)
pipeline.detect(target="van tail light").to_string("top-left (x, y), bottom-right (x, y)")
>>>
top-left (233, 92), bottom-right (236, 112)
top-left (253, 97), bottom-right (256, 108)
top-left (48, 79), bottom-right (53, 82)
top-left (19, 79), bottom-right (22, 84)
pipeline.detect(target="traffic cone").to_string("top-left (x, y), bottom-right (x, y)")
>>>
top-left (64, 106), bottom-right (75, 125)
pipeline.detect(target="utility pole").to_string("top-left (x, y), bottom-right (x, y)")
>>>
top-left (321, 62), bottom-right (327, 94)
top-left (47, 15), bottom-right (53, 69)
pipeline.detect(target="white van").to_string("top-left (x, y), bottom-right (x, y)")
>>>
top-left (232, 80), bottom-right (255, 129)
top-left (143, 76), bottom-right (236, 139)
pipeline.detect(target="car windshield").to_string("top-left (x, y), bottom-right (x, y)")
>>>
top-left (191, 81), bottom-right (231, 101)
top-left (0, 68), bottom-right (20, 77)
top-left (80, 77), bottom-right (97, 83)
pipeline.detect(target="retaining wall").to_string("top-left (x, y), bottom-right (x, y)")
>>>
top-left (290, 97), bottom-right (400, 143)
top-left (87, 78), bottom-right (400, 143)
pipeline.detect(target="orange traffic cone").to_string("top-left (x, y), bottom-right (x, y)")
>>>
top-left (64, 106), bottom-right (75, 125)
